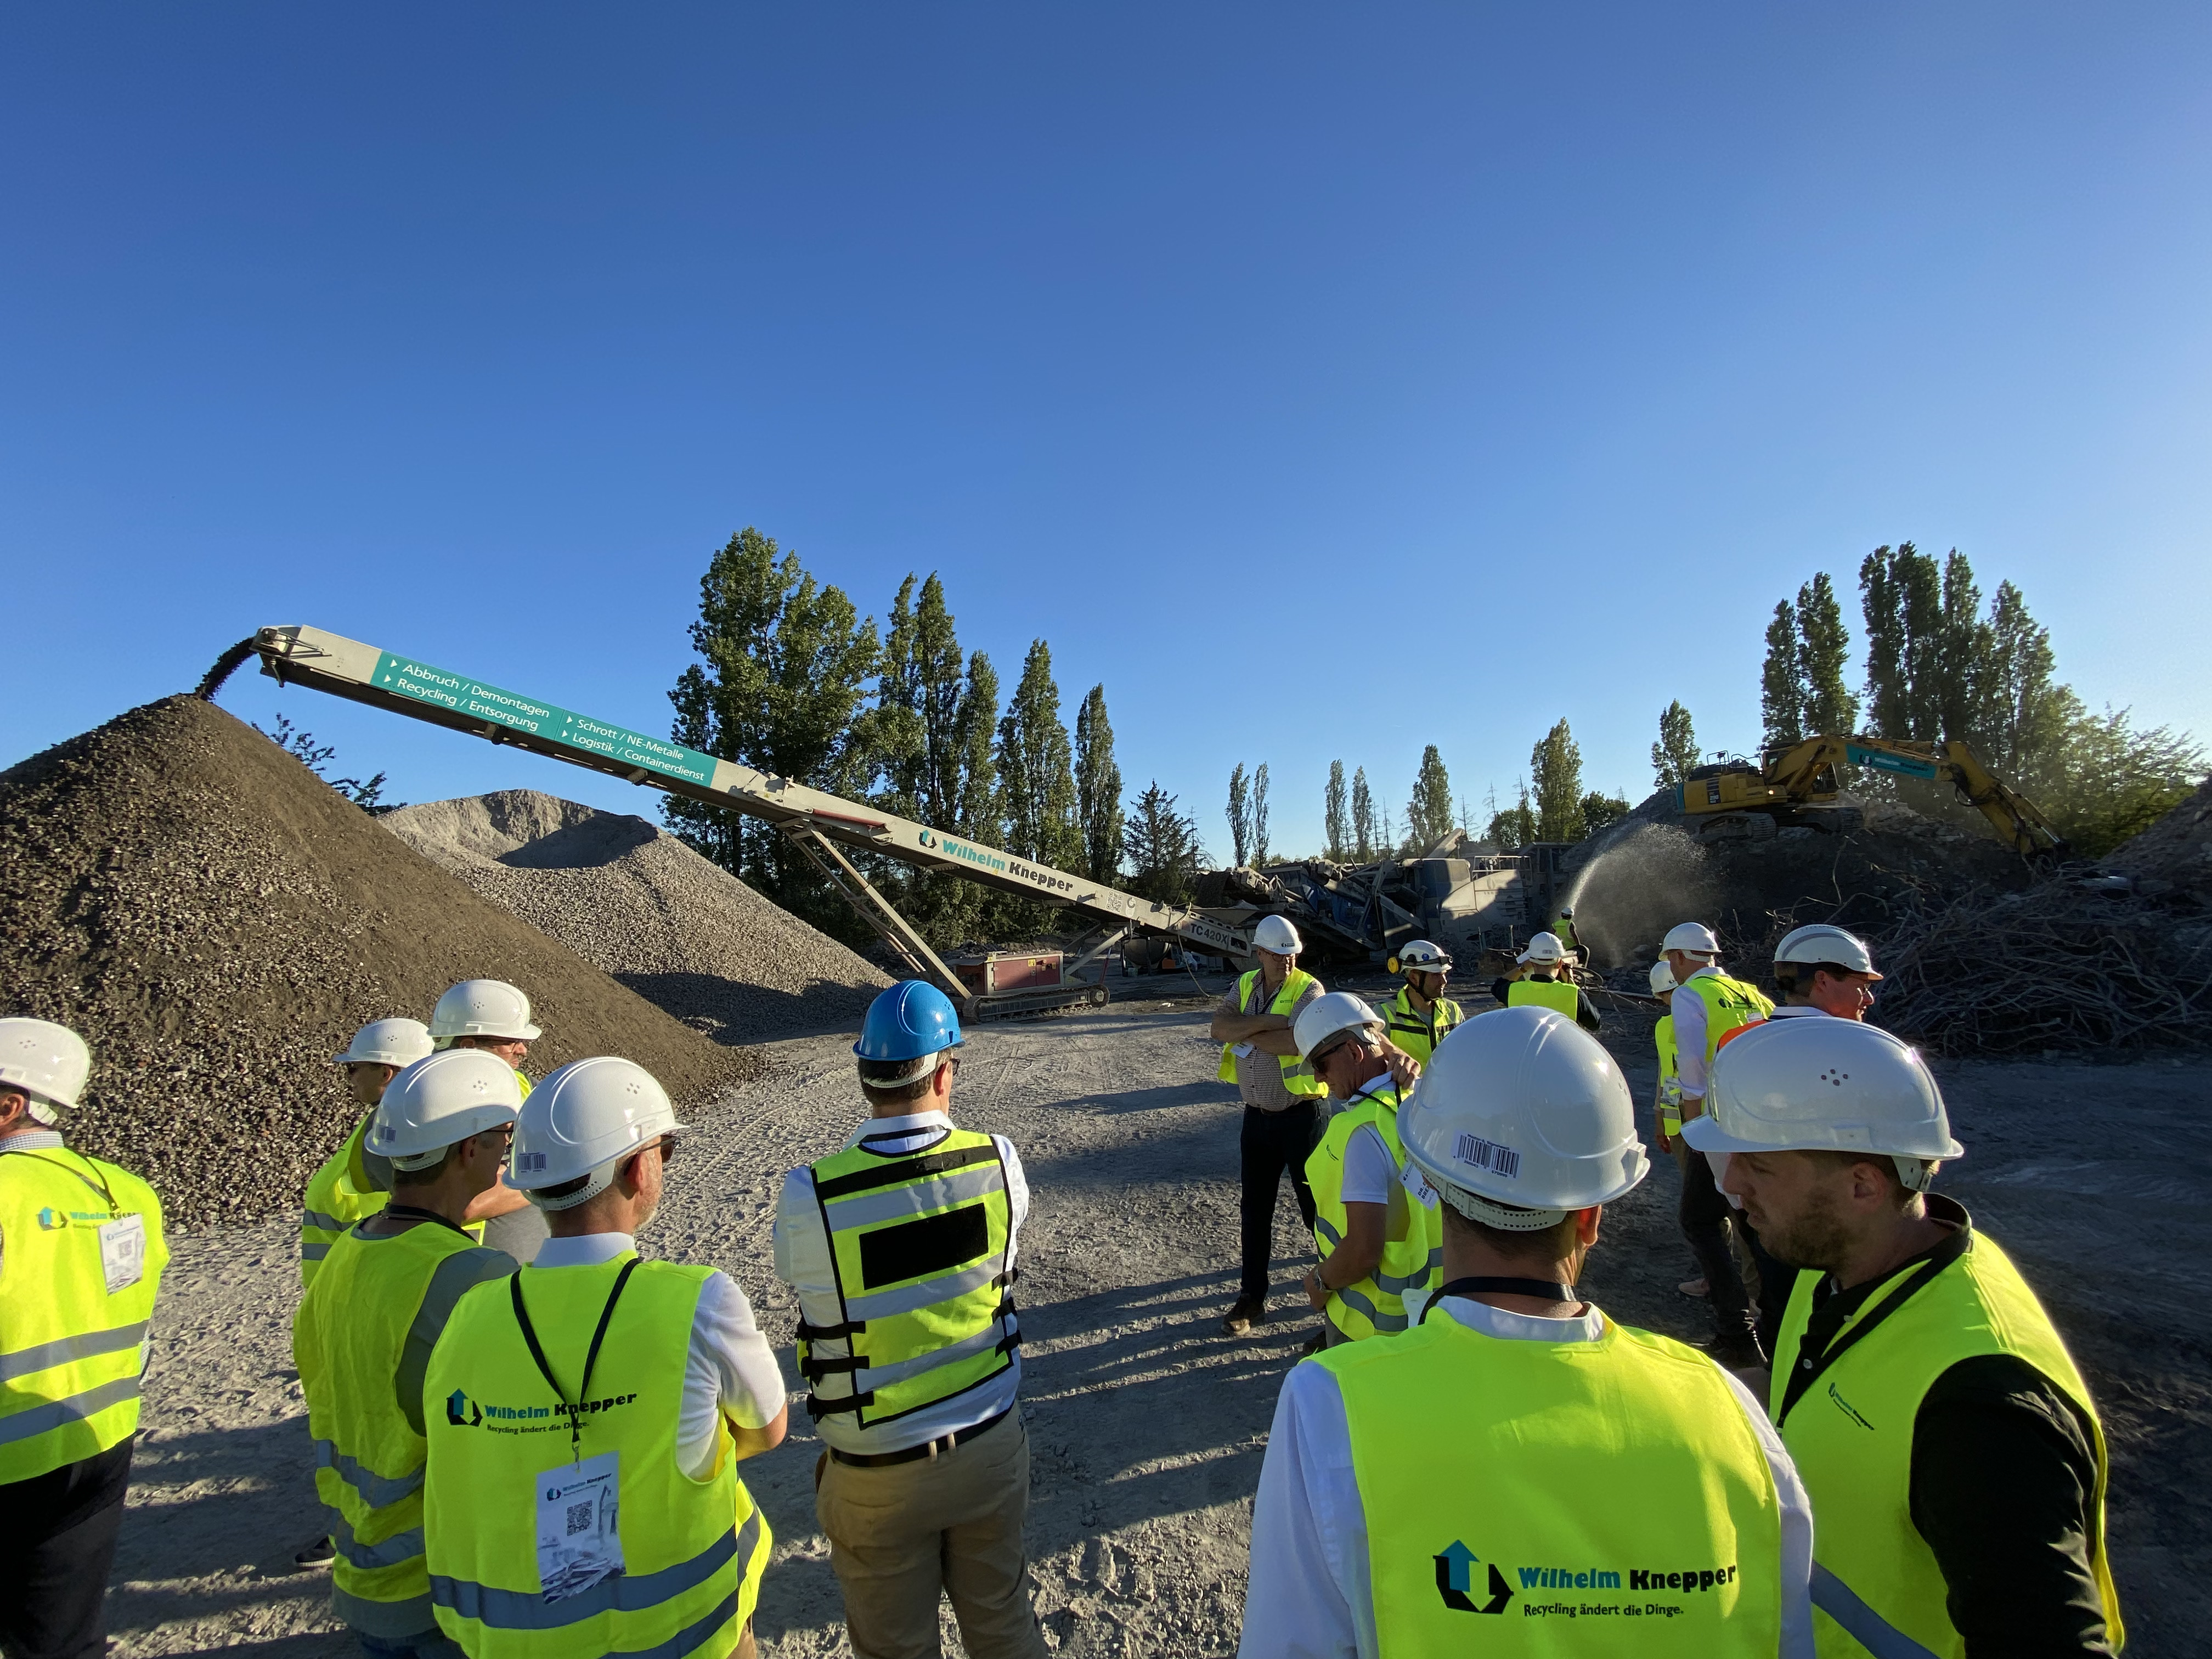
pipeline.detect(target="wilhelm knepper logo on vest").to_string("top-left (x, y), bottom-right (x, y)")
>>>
top-left (1435, 1542), bottom-right (1514, 1613)
top-left (444, 1387), bottom-right (641, 1431)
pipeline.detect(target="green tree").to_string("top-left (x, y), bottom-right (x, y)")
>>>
top-left (1252, 763), bottom-right (1271, 865)
top-left (953, 652), bottom-right (1002, 847)
top-left (1073, 684), bottom-right (1124, 884)
top-left (1124, 782), bottom-right (1204, 902)
top-left (1350, 767), bottom-right (1376, 861)
top-left (1484, 780), bottom-right (1537, 849)
top-left (1652, 700), bottom-right (1699, 789)
top-left (1406, 744), bottom-right (1455, 852)
top-left (1324, 761), bottom-right (1351, 861)
top-left (667, 528), bottom-right (880, 929)
top-left (996, 640), bottom-right (1080, 871)
top-left (1530, 720), bottom-right (1585, 842)
top-left (1579, 790), bottom-right (1632, 837)
top-left (1226, 764), bottom-right (1252, 867)
top-left (1796, 572), bottom-right (1858, 736)
top-left (1760, 599), bottom-right (1804, 748)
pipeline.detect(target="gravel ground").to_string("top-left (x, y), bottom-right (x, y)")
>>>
top-left (105, 989), bottom-right (2205, 1656)
top-left (0, 698), bottom-right (751, 1228)
top-left (385, 792), bottom-right (889, 1046)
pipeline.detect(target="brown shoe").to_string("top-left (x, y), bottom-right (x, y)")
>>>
top-left (1221, 1296), bottom-right (1266, 1335)
top-left (1677, 1276), bottom-right (1709, 1298)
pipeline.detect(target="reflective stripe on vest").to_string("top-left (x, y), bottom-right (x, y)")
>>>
top-left (1305, 1082), bottom-right (1437, 1341)
top-left (1506, 978), bottom-right (1581, 1018)
top-left (296, 1222), bottom-right (512, 1623)
top-left (300, 1116), bottom-right (389, 1290)
top-left (1683, 973), bottom-right (1773, 1063)
top-left (1771, 1228), bottom-right (2123, 1659)
top-left (424, 1256), bottom-right (771, 1659)
top-left (1325, 1312), bottom-right (1786, 1656)
top-left (0, 1148), bottom-right (168, 1483)
top-left (1217, 969), bottom-right (1325, 1096)
top-left (1380, 988), bottom-right (1462, 1067)
top-left (799, 1128), bottom-right (1018, 1426)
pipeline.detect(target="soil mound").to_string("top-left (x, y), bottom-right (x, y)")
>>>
top-left (2106, 777), bottom-right (2212, 905)
top-left (383, 791), bottom-right (889, 1044)
top-left (0, 697), bottom-right (752, 1227)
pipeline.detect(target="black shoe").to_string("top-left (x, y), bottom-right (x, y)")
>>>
top-left (293, 1534), bottom-right (336, 1569)
top-left (1703, 1333), bottom-right (1766, 1372)
top-left (1221, 1296), bottom-right (1266, 1336)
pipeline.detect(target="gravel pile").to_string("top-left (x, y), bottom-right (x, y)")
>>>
top-left (0, 697), bottom-right (753, 1228)
top-left (2106, 777), bottom-right (2212, 905)
top-left (383, 791), bottom-right (889, 1045)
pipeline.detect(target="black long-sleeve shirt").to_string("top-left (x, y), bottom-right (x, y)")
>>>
top-left (1486, 974), bottom-right (1602, 1034)
top-left (1786, 1199), bottom-right (2115, 1658)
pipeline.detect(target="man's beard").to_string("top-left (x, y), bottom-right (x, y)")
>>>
top-left (1754, 1183), bottom-right (1854, 1272)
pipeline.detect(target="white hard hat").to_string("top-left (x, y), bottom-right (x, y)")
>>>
top-left (335, 1017), bottom-right (437, 1069)
top-left (1293, 992), bottom-right (1383, 1061)
top-left (0, 1018), bottom-right (92, 1116)
top-left (509, 1057), bottom-right (687, 1210)
top-left (1251, 915), bottom-right (1303, 956)
top-left (1398, 1007), bottom-right (1647, 1228)
top-left (371, 1050), bottom-right (523, 1171)
top-left (1774, 924), bottom-right (1881, 978)
top-left (1516, 931), bottom-right (1566, 966)
top-left (429, 980), bottom-right (543, 1046)
top-left (1398, 940), bottom-right (1453, 974)
top-left (1662, 922), bottom-right (1721, 956)
top-left (1682, 1018), bottom-right (1962, 1192)
top-left (1649, 960), bottom-right (1677, 996)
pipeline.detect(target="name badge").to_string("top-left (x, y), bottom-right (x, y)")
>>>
top-left (536, 1451), bottom-right (625, 1601)
top-left (99, 1214), bottom-right (146, 1293)
top-left (1231, 1042), bottom-right (1256, 1059)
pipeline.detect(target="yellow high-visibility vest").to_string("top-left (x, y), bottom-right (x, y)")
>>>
top-left (302, 1115), bottom-right (388, 1289)
top-left (1324, 1310), bottom-right (1786, 1655)
top-left (1378, 985), bottom-right (1463, 1067)
top-left (1216, 969), bottom-right (1325, 1097)
top-left (0, 1145), bottom-right (168, 1482)
top-left (1655, 1014), bottom-right (1682, 1138)
top-left (1506, 978), bottom-right (1581, 1018)
top-left (1771, 1227), bottom-right (2122, 1658)
top-left (424, 1254), bottom-right (771, 1659)
top-left (797, 1126), bottom-right (1018, 1428)
top-left (1304, 1080), bottom-right (1437, 1340)
top-left (295, 1218), bottom-right (515, 1636)
top-left (1681, 972), bottom-right (1773, 1064)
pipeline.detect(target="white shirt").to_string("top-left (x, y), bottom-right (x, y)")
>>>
top-left (773, 1110), bottom-right (1030, 1454)
top-left (1671, 964), bottom-right (1719, 1099)
top-left (1767, 1004), bottom-right (1827, 1018)
top-left (1239, 1296), bottom-right (1814, 1659)
top-left (530, 1233), bottom-right (786, 1480)
top-left (1338, 1075), bottom-right (1401, 1206)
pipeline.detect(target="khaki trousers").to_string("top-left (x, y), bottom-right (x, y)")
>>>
top-left (814, 1417), bottom-right (1048, 1659)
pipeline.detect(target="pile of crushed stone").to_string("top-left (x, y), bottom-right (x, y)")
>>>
top-left (2106, 777), bottom-right (2212, 905)
top-left (383, 791), bottom-right (889, 1045)
top-left (0, 697), bottom-right (753, 1228)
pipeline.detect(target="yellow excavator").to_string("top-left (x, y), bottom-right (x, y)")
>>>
top-left (1677, 734), bottom-right (2069, 865)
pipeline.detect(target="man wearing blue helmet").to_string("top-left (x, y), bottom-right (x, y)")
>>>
top-left (773, 980), bottom-right (1047, 1659)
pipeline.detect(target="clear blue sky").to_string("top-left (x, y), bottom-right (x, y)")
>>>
top-left (5, 4), bottom-right (2207, 861)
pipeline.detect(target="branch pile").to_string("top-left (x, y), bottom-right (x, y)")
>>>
top-left (1869, 883), bottom-right (2212, 1056)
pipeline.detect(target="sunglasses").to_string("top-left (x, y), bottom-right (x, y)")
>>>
top-left (1310, 1037), bottom-right (1357, 1070)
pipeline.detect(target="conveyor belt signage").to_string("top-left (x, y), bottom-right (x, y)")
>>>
top-left (368, 651), bottom-right (719, 787)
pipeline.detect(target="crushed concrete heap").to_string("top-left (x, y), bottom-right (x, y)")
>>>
top-left (0, 697), bottom-right (751, 1228)
top-left (2107, 777), bottom-right (2212, 906)
top-left (384, 791), bottom-right (890, 1045)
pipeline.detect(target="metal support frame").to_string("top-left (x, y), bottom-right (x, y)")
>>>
top-left (780, 823), bottom-right (967, 1003)
top-left (1063, 923), bottom-right (1134, 979)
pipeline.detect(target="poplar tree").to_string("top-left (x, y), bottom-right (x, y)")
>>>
top-left (1324, 761), bottom-right (1351, 861)
top-left (1073, 685), bottom-right (1125, 884)
top-left (1226, 765), bottom-right (1252, 867)
top-left (1350, 768), bottom-right (1376, 861)
top-left (1406, 745), bottom-right (1455, 852)
top-left (1760, 600), bottom-right (1804, 748)
top-left (1651, 701), bottom-right (1699, 788)
top-left (996, 640), bottom-right (1080, 870)
top-left (1530, 720), bottom-right (1586, 842)
top-left (1252, 763), bottom-right (1271, 865)
top-left (1796, 572), bottom-right (1858, 736)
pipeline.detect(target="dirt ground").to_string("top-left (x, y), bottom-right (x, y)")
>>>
top-left (106, 980), bottom-right (2207, 1657)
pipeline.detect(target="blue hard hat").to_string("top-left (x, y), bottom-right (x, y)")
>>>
top-left (854, 980), bottom-right (965, 1066)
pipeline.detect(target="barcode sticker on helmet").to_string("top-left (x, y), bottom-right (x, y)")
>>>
top-left (1453, 1133), bottom-right (1521, 1180)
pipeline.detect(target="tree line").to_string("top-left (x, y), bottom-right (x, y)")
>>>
top-left (664, 527), bottom-right (1203, 945)
top-left (1644, 542), bottom-right (2202, 859)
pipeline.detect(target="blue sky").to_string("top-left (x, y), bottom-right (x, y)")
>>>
top-left (5, 4), bottom-right (2207, 861)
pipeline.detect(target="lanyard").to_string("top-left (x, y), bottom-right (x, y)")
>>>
top-left (1776, 1235), bottom-right (1967, 1424)
top-left (1423, 1276), bottom-right (1579, 1318)
top-left (510, 1258), bottom-right (640, 1465)
top-left (378, 1204), bottom-right (472, 1238)
top-left (12, 1149), bottom-right (123, 1214)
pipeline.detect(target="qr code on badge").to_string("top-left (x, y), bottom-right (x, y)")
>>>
top-left (566, 1501), bottom-right (594, 1536)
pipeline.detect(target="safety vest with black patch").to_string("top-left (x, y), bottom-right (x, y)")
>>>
top-left (1378, 985), bottom-right (1464, 1068)
top-left (1216, 969), bottom-right (1325, 1097)
top-left (797, 1125), bottom-right (1019, 1430)
top-left (1305, 1080), bottom-right (1438, 1340)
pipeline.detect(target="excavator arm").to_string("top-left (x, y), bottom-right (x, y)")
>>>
top-left (1933, 740), bottom-right (2070, 864)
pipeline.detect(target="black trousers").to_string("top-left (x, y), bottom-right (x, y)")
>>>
top-left (1239, 1101), bottom-right (1319, 1302)
top-left (0, 1438), bottom-right (133, 1659)
top-left (1678, 1148), bottom-right (1759, 1344)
